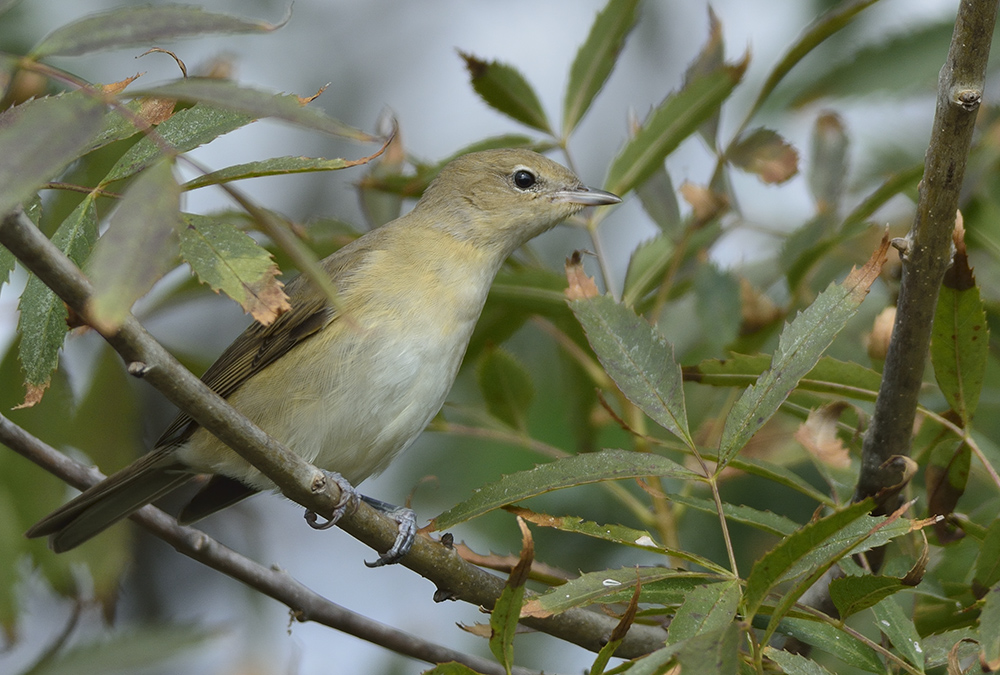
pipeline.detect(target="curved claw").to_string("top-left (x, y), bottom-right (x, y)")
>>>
top-left (362, 497), bottom-right (417, 568)
top-left (304, 471), bottom-right (359, 530)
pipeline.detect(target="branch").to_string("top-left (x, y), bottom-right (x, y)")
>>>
top-left (855, 0), bottom-right (999, 509)
top-left (0, 207), bottom-right (669, 658)
top-left (0, 413), bottom-right (533, 675)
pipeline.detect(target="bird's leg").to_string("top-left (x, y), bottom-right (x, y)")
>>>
top-left (360, 496), bottom-right (417, 568)
top-left (303, 470), bottom-right (359, 530)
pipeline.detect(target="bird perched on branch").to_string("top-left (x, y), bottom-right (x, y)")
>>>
top-left (27, 148), bottom-right (620, 565)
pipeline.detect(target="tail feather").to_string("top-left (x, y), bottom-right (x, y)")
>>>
top-left (26, 448), bottom-right (194, 552)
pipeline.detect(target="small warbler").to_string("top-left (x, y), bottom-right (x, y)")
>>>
top-left (27, 148), bottom-right (620, 564)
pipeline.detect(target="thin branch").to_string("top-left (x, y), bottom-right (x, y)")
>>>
top-left (0, 413), bottom-right (537, 675)
top-left (0, 206), bottom-right (669, 657)
top-left (854, 0), bottom-right (999, 510)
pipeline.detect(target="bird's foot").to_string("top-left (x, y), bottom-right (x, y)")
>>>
top-left (304, 471), bottom-right (359, 530)
top-left (360, 496), bottom-right (417, 568)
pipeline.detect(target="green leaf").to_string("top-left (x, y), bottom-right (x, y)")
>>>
top-left (178, 214), bottom-right (288, 324)
top-left (183, 155), bottom-right (366, 191)
top-left (841, 163), bottom-right (924, 232)
top-left (17, 195), bottom-right (98, 403)
top-left (0, 93), bottom-right (105, 216)
top-left (104, 103), bottom-right (256, 183)
top-left (829, 574), bottom-right (907, 619)
top-left (872, 596), bottom-right (925, 672)
top-left (477, 347), bottom-right (534, 431)
top-left (744, 0), bottom-right (883, 122)
top-left (718, 238), bottom-right (887, 466)
top-left (460, 52), bottom-right (551, 133)
top-left (132, 80), bottom-right (374, 141)
top-left (31, 5), bottom-right (285, 58)
top-left (0, 243), bottom-right (12, 288)
top-left (667, 580), bottom-right (740, 644)
top-left (520, 567), bottom-right (695, 618)
top-left (570, 294), bottom-right (692, 446)
top-left (489, 529), bottom-right (531, 675)
top-left (666, 492), bottom-right (800, 537)
top-left (636, 163), bottom-right (682, 236)
top-left (606, 58), bottom-right (746, 196)
top-left (87, 160), bottom-right (181, 331)
top-left (808, 112), bottom-right (849, 213)
top-left (509, 506), bottom-right (729, 574)
top-left (691, 263), bottom-right (742, 357)
top-left (772, 617), bottom-right (884, 673)
top-left (622, 234), bottom-right (674, 307)
top-left (684, 8), bottom-right (726, 150)
top-left (981, 584), bottom-right (1000, 667)
top-left (744, 500), bottom-right (874, 618)
top-left (926, 439), bottom-right (970, 542)
top-left (685, 353), bottom-right (882, 402)
top-left (728, 128), bottom-right (799, 185)
top-left (763, 647), bottom-right (837, 675)
top-left (675, 622), bottom-right (741, 675)
top-left (562, 0), bottom-right (640, 135)
top-left (431, 448), bottom-right (697, 530)
top-left (973, 520), bottom-right (1000, 598)
top-left (931, 242), bottom-right (988, 425)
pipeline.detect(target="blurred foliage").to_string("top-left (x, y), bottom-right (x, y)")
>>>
top-left (1, 1), bottom-right (1000, 674)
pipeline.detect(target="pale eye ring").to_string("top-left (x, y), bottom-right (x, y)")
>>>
top-left (512, 169), bottom-right (536, 190)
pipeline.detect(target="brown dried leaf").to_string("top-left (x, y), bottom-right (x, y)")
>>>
top-left (844, 233), bottom-right (890, 299)
top-left (244, 272), bottom-right (291, 325)
top-left (564, 250), bottom-right (599, 300)
top-left (739, 277), bottom-right (781, 334)
top-left (102, 72), bottom-right (142, 95)
top-left (794, 401), bottom-right (852, 468)
top-left (14, 382), bottom-right (48, 409)
top-left (509, 516), bottom-right (534, 589)
top-left (729, 128), bottom-right (799, 184)
top-left (679, 181), bottom-right (728, 225)
top-left (944, 210), bottom-right (975, 291)
top-left (865, 306), bottom-right (896, 362)
top-left (298, 84), bottom-right (328, 106)
top-left (458, 623), bottom-right (492, 638)
top-left (138, 96), bottom-right (176, 125)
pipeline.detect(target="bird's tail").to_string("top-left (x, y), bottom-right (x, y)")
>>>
top-left (26, 447), bottom-right (193, 552)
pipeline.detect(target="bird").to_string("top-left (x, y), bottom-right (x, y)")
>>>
top-left (26, 148), bottom-right (621, 565)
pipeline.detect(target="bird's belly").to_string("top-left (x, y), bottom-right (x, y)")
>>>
top-left (177, 319), bottom-right (472, 490)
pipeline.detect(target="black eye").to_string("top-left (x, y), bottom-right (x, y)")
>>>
top-left (513, 169), bottom-right (536, 189)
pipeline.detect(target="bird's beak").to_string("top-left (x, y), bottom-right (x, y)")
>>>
top-left (552, 186), bottom-right (622, 206)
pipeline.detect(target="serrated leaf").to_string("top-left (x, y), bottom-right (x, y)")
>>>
top-left (745, 0), bottom-right (883, 121)
top-left (675, 622), bottom-right (740, 675)
top-left (931, 233), bottom-right (988, 425)
top-left (477, 347), bottom-right (534, 431)
top-left (562, 0), bottom-right (640, 135)
top-left (132, 80), bottom-right (373, 141)
top-left (872, 596), bottom-right (925, 672)
top-left (606, 59), bottom-right (746, 196)
top-left (830, 574), bottom-right (907, 619)
top-left (775, 617), bottom-right (884, 673)
top-left (104, 103), bottom-right (256, 183)
top-left (684, 353), bottom-right (882, 401)
top-left (809, 112), bottom-right (849, 213)
top-left (982, 585), bottom-right (1000, 668)
top-left (667, 580), bottom-right (740, 644)
top-left (31, 5), bottom-right (285, 58)
top-left (692, 263), bottom-right (742, 356)
top-left (744, 500), bottom-right (874, 618)
top-left (178, 214), bottom-right (289, 324)
top-left (520, 567), bottom-right (694, 618)
top-left (431, 448), bottom-right (697, 530)
top-left (183, 154), bottom-right (376, 191)
top-left (87, 160), bottom-right (181, 331)
top-left (0, 243), bottom-right (13, 288)
top-left (460, 52), bottom-right (551, 133)
top-left (718, 236), bottom-right (888, 466)
top-left (666, 492), bottom-right (800, 537)
top-left (926, 440), bottom-right (970, 543)
top-left (489, 519), bottom-right (532, 674)
top-left (16, 195), bottom-right (98, 405)
top-left (685, 8), bottom-right (726, 150)
top-left (763, 647), bottom-right (837, 675)
top-left (570, 294), bottom-right (692, 446)
top-left (973, 521), bottom-right (1000, 598)
top-left (636, 163), bottom-right (682, 236)
top-left (507, 505), bottom-right (728, 573)
top-left (0, 93), bottom-right (105, 216)
top-left (729, 128), bottom-right (799, 185)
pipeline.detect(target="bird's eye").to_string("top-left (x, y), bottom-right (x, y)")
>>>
top-left (512, 169), bottom-right (536, 190)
